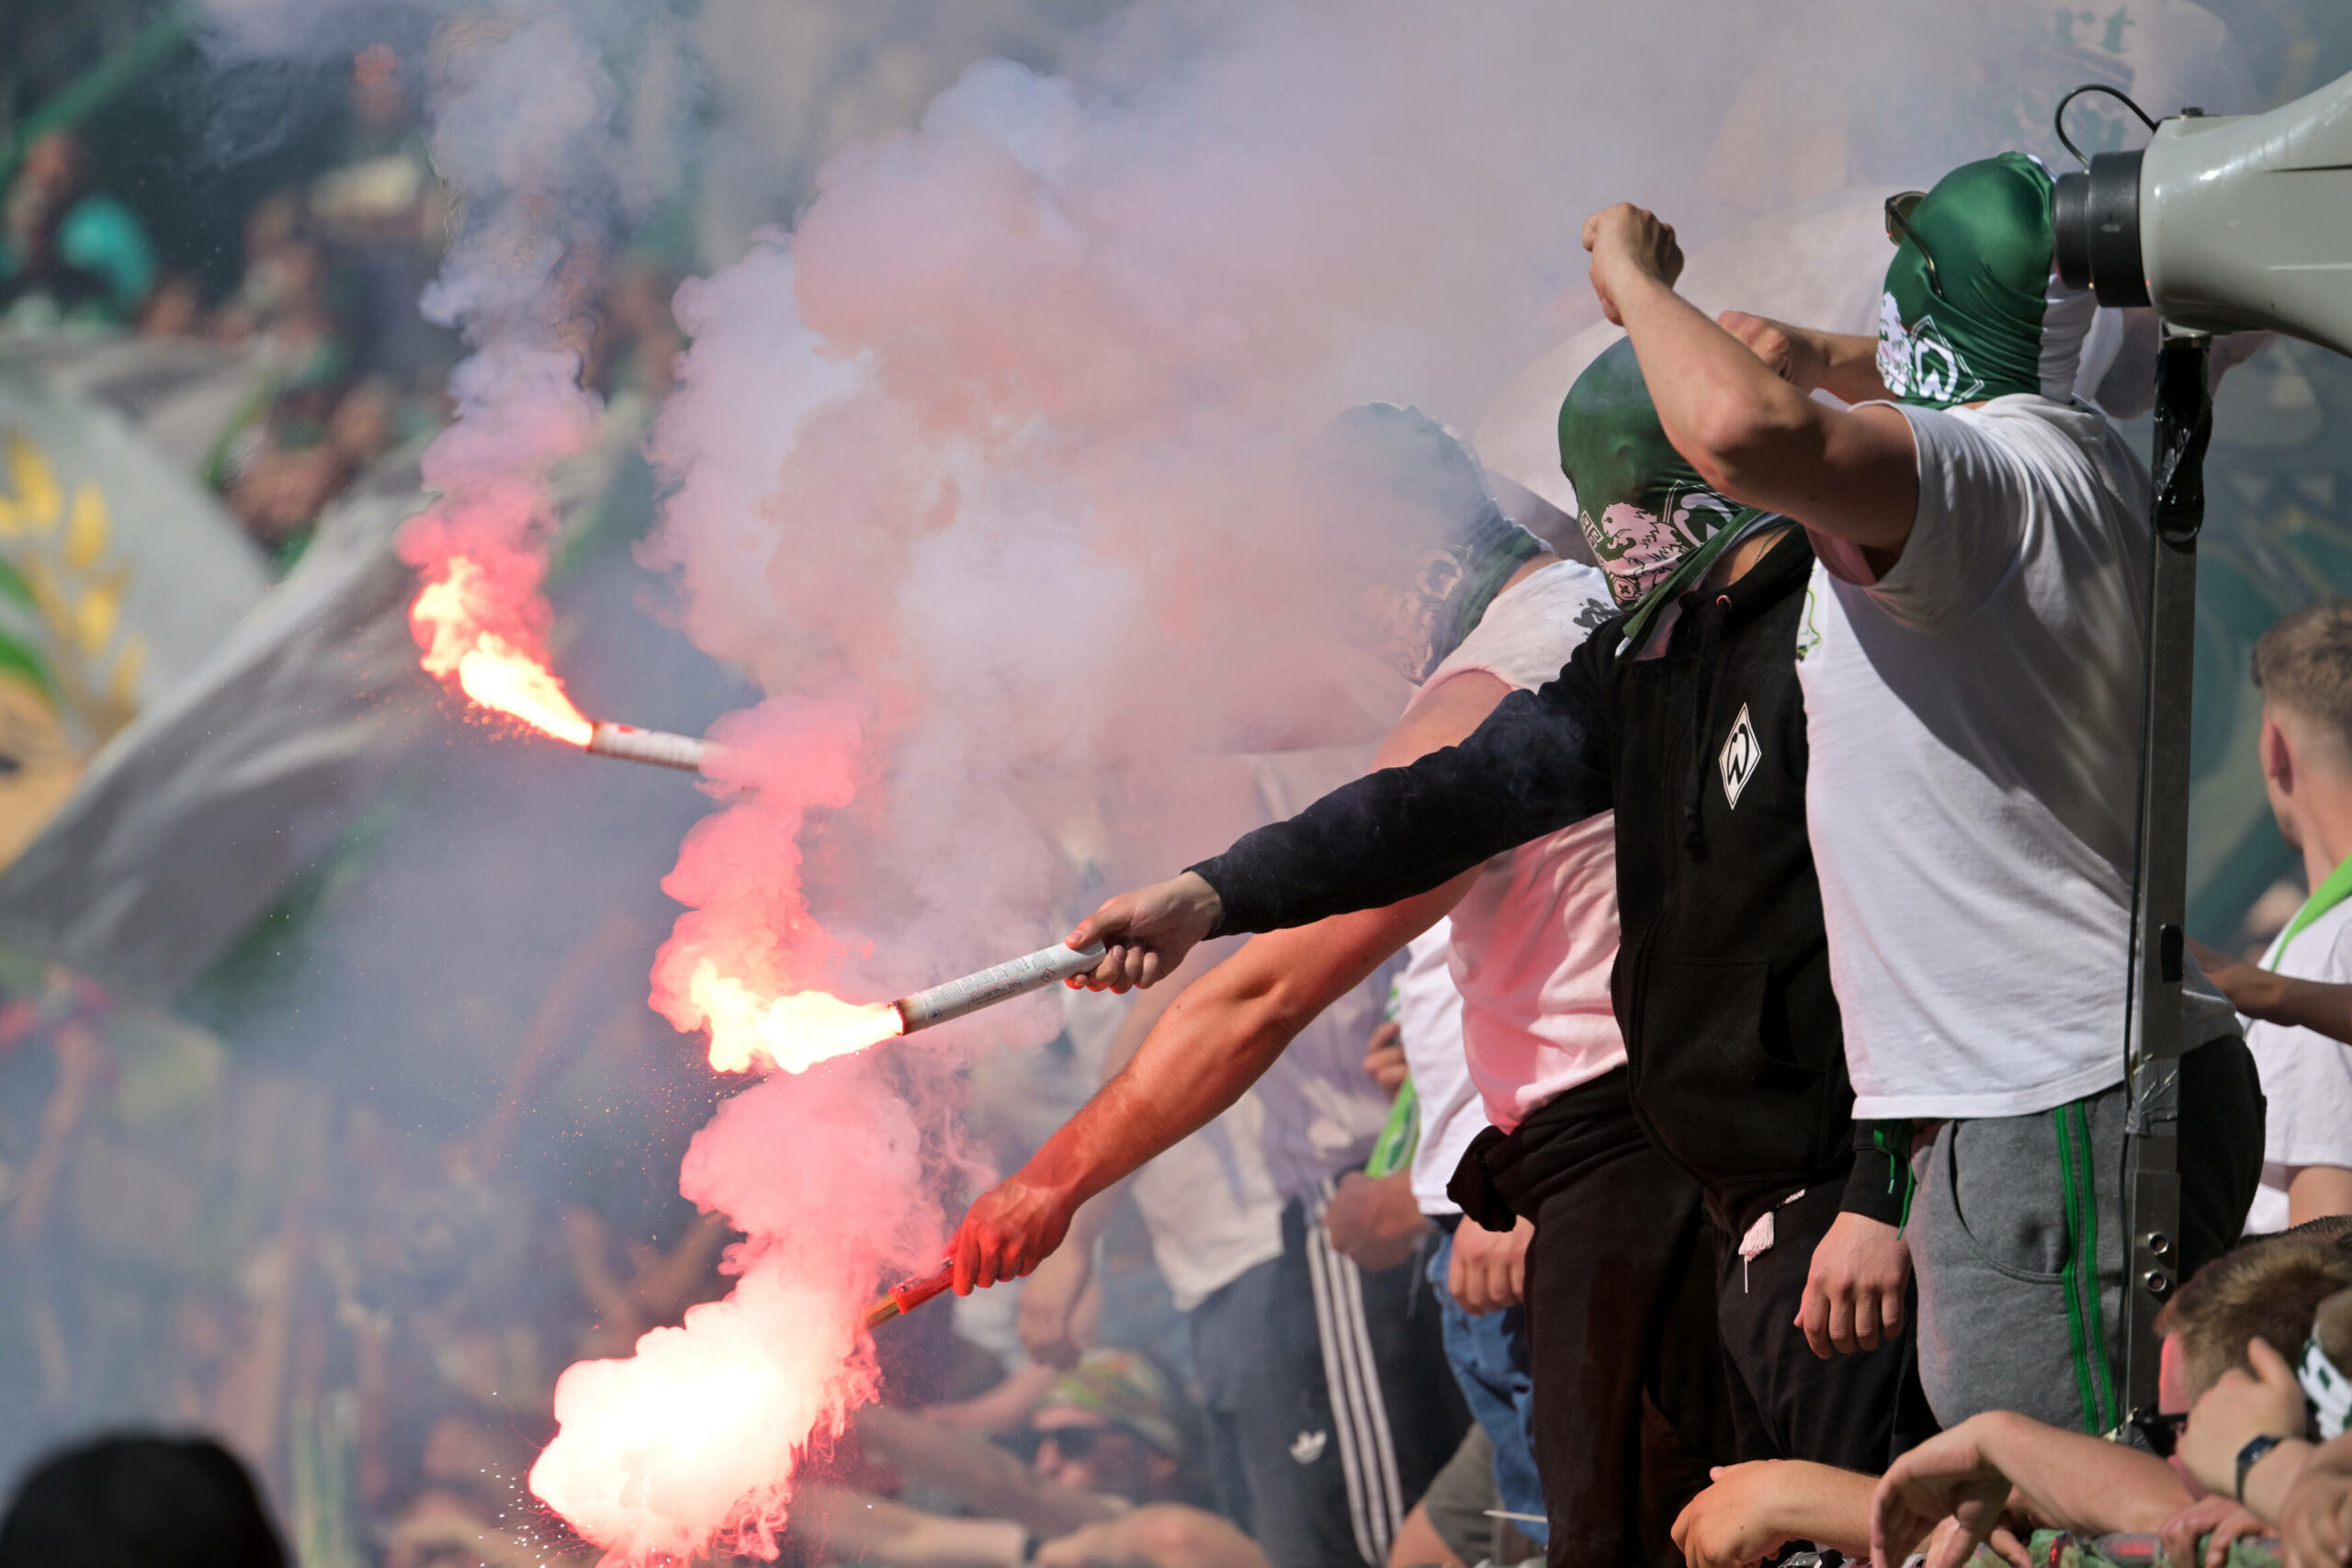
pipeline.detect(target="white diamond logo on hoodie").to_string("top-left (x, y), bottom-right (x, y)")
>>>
top-left (1719, 704), bottom-right (1760, 809)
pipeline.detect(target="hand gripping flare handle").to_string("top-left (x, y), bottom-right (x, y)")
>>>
top-left (892, 942), bottom-right (1107, 1033)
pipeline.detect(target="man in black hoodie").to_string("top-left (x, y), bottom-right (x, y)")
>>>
top-left (955, 340), bottom-right (1929, 1476)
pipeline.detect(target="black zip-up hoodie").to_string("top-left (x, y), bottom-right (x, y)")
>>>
top-left (1190, 529), bottom-right (1902, 1236)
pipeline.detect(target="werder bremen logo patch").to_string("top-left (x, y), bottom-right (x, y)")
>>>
top-left (1719, 703), bottom-right (1760, 809)
top-left (1877, 290), bottom-right (1985, 405)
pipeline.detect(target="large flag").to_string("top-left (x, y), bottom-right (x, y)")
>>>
top-left (0, 359), bottom-right (271, 871)
top-left (0, 429), bottom-right (432, 1001)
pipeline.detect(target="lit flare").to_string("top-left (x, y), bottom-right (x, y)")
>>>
top-left (686, 960), bottom-right (904, 1075)
top-left (412, 556), bottom-right (593, 746)
top-left (529, 1266), bottom-right (869, 1562)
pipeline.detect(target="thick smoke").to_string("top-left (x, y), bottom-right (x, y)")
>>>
top-left (530, 1057), bottom-right (933, 1561)
top-left (179, 0), bottom-right (2265, 1559)
top-left (539, 3), bottom-right (1779, 1557)
top-left (393, 4), bottom-right (687, 730)
top-left (644, 0), bottom-right (1778, 1000)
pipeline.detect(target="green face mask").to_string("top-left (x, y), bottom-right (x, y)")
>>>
top-left (1877, 151), bottom-right (2097, 409)
top-left (1559, 337), bottom-right (1759, 611)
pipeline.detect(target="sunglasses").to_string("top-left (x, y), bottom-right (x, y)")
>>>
top-left (1883, 190), bottom-right (1946, 300)
top-left (2129, 1408), bottom-right (2188, 1459)
top-left (1034, 1425), bottom-right (1114, 1460)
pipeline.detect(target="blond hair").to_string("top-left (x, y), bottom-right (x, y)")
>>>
top-left (2254, 600), bottom-right (2352, 752)
top-left (2316, 1287), bottom-right (2352, 1369)
top-left (2159, 1234), bottom-right (2352, 1395)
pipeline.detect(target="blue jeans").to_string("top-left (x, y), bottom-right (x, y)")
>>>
top-left (1430, 1227), bottom-right (1546, 1545)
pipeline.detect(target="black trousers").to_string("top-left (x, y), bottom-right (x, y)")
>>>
top-left (1708, 1179), bottom-right (1936, 1470)
top-left (1464, 1069), bottom-right (1733, 1568)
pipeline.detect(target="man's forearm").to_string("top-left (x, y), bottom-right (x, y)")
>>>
top-left (1021, 893), bottom-right (1461, 1209)
top-left (1615, 273), bottom-right (1829, 493)
top-left (1194, 682), bottom-right (1610, 935)
top-left (1752, 1462), bottom-right (1877, 1558)
top-left (795, 1484), bottom-right (1028, 1568)
top-left (1612, 274), bottom-right (1914, 552)
top-left (1807, 330), bottom-right (1894, 406)
top-left (1037, 1505), bottom-right (1270, 1568)
top-left (854, 1410), bottom-right (1120, 1540)
top-left (2264, 975), bottom-right (2352, 1046)
top-left (1978, 1413), bottom-right (2191, 1532)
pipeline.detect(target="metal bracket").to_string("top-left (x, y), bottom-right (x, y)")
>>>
top-left (2120, 330), bottom-right (2211, 1427)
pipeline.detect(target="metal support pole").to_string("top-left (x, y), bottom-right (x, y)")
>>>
top-left (2120, 329), bottom-right (2212, 1424)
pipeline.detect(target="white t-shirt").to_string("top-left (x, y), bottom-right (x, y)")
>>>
top-left (1243, 748), bottom-right (1407, 1203)
top-left (1404, 559), bottom-right (1628, 1132)
top-left (1799, 395), bottom-right (2236, 1120)
top-left (1395, 919), bottom-right (1481, 1218)
top-left (2243, 892), bottom-right (2352, 1235)
top-left (1128, 1092), bottom-right (1288, 1311)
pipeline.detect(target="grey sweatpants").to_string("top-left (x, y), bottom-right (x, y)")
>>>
top-left (1906, 1035), bottom-right (2265, 1432)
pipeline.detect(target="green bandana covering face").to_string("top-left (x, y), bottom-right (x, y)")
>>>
top-left (1877, 152), bottom-right (2097, 408)
top-left (1558, 337), bottom-right (1761, 612)
top-left (1324, 403), bottom-right (1544, 682)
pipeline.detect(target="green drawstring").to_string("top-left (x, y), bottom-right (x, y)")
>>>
top-left (1873, 1121), bottom-right (1918, 1234)
top-left (1613, 507), bottom-right (1766, 658)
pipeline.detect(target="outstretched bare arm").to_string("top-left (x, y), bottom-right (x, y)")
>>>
top-left (954, 668), bottom-right (1552, 1292)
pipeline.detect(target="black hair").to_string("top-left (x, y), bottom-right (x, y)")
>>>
top-left (0, 1434), bottom-right (287, 1568)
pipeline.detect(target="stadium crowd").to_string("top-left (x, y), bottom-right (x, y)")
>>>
top-left (2, 40), bottom-right (680, 565)
top-left (10, 6), bottom-right (2352, 1568)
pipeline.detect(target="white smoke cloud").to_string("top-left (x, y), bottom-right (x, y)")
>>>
top-left (531, 1056), bottom-right (931, 1562)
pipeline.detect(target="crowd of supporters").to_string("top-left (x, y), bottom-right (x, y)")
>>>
top-left (8, 8), bottom-right (2352, 1568)
top-left (0, 43), bottom-right (681, 565)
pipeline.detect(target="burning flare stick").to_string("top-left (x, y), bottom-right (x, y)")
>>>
top-left (695, 942), bottom-right (1109, 1074)
top-left (891, 942), bottom-right (1107, 1033)
top-left (411, 558), bottom-right (718, 773)
top-left (583, 721), bottom-right (711, 773)
top-left (865, 1261), bottom-right (955, 1329)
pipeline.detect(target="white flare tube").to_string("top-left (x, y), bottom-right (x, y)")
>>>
top-left (585, 721), bottom-right (709, 773)
top-left (893, 942), bottom-right (1108, 1033)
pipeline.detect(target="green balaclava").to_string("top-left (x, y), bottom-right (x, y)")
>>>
top-left (1324, 403), bottom-right (1544, 682)
top-left (1558, 337), bottom-right (1761, 648)
top-left (1876, 151), bottom-right (2097, 408)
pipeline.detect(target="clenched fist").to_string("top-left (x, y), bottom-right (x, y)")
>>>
top-left (1582, 203), bottom-right (1684, 326)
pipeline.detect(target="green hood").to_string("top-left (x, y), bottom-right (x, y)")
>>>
top-left (1559, 337), bottom-right (1760, 615)
top-left (1877, 152), bottom-right (2097, 408)
top-left (1323, 403), bottom-right (1543, 682)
